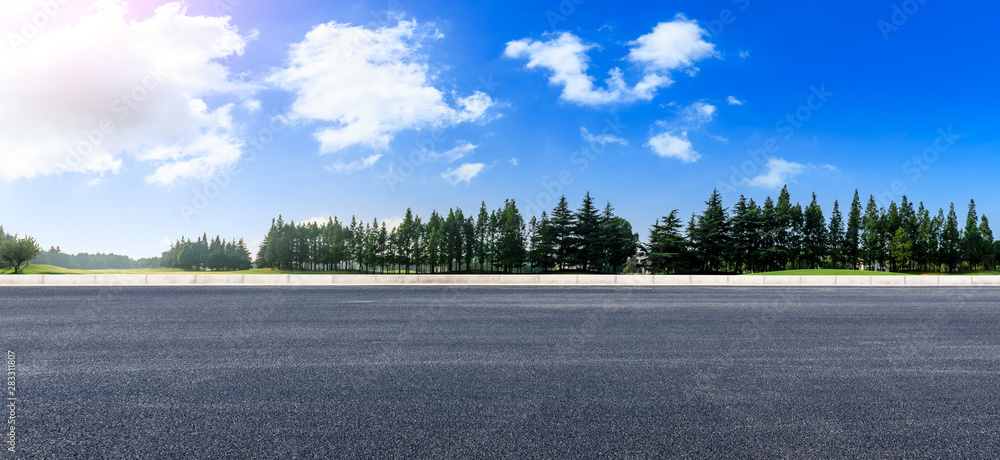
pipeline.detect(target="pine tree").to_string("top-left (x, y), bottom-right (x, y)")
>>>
top-left (573, 192), bottom-right (601, 271)
top-left (861, 196), bottom-right (885, 271)
top-left (646, 210), bottom-right (688, 274)
top-left (827, 200), bottom-right (845, 268)
top-left (962, 200), bottom-right (983, 270)
top-left (980, 216), bottom-right (995, 271)
top-left (802, 193), bottom-right (827, 269)
top-left (549, 196), bottom-right (575, 270)
top-left (941, 204), bottom-right (962, 272)
top-left (845, 190), bottom-right (862, 269)
top-left (888, 227), bottom-right (913, 273)
top-left (693, 189), bottom-right (730, 273)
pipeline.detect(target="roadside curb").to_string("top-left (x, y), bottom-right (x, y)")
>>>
top-left (1, 274), bottom-right (999, 286)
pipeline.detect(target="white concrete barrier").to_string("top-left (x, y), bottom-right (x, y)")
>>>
top-left (728, 276), bottom-right (765, 285)
top-left (3, 273), bottom-right (1000, 286)
top-left (763, 276), bottom-right (802, 286)
top-left (0, 275), bottom-right (46, 285)
top-left (836, 276), bottom-right (871, 286)
top-left (938, 276), bottom-right (973, 286)
top-left (904, 276), bottom-right (939, 286)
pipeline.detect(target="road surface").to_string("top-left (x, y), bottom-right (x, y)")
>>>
top-left (2, 286), bottom-right (1000, 458)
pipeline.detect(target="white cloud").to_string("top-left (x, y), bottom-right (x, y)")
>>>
top-left (746, 157), bottom-right (808, 188)
top-left (382, 216), bottom-right (404, 230)
top-left (739, 50), bottom-right (751, 59)
top-left (510, 158), bottom-right (519, 166)
top-left (0, 1), bottom-right (254, 185)
top-left (441, 163), bottom-right (485, 185)
top-left (426, 143), bottom-right (477, 162)
top-left (647, 131), bottom-right (698, 162)
top-left (242, 98), bottom-right (262, 112)
top-left (268, 17), bottom-right (494, 157)
top-left (626, 15), bottom-right (718, 71)
top-left (680, 101), bottom-right (717, 125)
top-left (647, 101), bottom-right (716, 162)
top-left (727, 96), bottom-right (745, 106)
top-left (302, 216), bottom-right (331, 226)
top-left (504, 14), bottom-right (715, 106)
top-left (327, 154), bottom-right (382, 173)
top-left (581, 127), bottom-right (628, 146)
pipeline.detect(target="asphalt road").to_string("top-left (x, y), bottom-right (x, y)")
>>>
top-left (2, 286), bottom-right (1000, 458)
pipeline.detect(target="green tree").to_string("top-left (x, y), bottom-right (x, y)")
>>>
top-left (572, 192), bottom-right (601, 271)
top-left (646, 210), bottom-right (688, 274)
top-left (845, 190), bottom-right (862, 269)
top-left (692, 189), bottom-right (730, 272)
top-left (888, 227), bottom-right (913, 272)
top-left (549, 196), bottom-right (575, 270)
top-left (861, 196), bottom-right (885, 270)
top-left (962, 200), bottom-right (983, 270)
top-left (941, 203), bottom-right (962, 272)
top-left (1, 236), bottom-right (42, 274)
top-left (827, 200), bottom-right (845, 268)
top-left (802, 193), bottom-right (827, 269)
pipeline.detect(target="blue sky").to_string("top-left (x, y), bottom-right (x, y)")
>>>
top-left (1, 0), bottom-right (997, 258)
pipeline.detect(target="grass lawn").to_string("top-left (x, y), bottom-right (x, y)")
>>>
top-left (749, 269), bottom-right (1000, 276)
top-left (749, 269), bottom-right (910, 276)
top-left (1, 265), bottom-right (373, 275)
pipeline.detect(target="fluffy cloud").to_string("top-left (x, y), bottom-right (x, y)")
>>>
top-left (727, 96), bottom-right (745, 106)
top-left (0, 0), bottom-right (254, 185)
top-left (505, 14), bottom-right (716, 106)
top-left (745, 157), bottom-right (808, 188)
top-left (647, 102), bottom-right (716, 162)
top-left (626, 15), bottom-right (718, 71)
top-left (441, 163), bottom-right (485, 185)
top-left (269, 18), bottom-right (494, 157)
top-left (647, 131), bottom-right (698, 162)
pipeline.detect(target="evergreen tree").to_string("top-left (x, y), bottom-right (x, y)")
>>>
top-left (861, 196), bottom-right (885, 270)
top-left (827, 200), bottom-right (845, 268)
top-left (845, 190), bottom-right (863, 269)
top-left (962, 200), bottom-right (983, 270)
top-left (941, 203), bottom-right (962, 272)
top-left (572, 192), bottom-right (601, 271)
top-left (646, 210), bottom-right (688, 274)
top-left (549, 196), bottom-right (575, 270)
top-left (692, 189), bottom-right (730, 272)
top-left (888, 227), bottom-right (913, 273)
top-left (802, 193), bottom-right (827, 269)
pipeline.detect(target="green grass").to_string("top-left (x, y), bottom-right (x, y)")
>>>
top-left (1, 264), bottom-right (365, 275)
top-left (750, 269), bottom-right (910, 276)
top-left (749, 268), bottom-right (1000, 276)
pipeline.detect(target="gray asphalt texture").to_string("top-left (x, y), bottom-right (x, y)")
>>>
top-left (2, 286), bottom-right (1000, 458)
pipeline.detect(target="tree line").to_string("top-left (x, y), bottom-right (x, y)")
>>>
top-left (158, 234), bottom-right (253, 271)
top-left (254, 192), bottom-right (640, 274)
top-left (32, 247), bottom-right (140, 270)
top-left (645, 186), bottom-right (999, 274)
